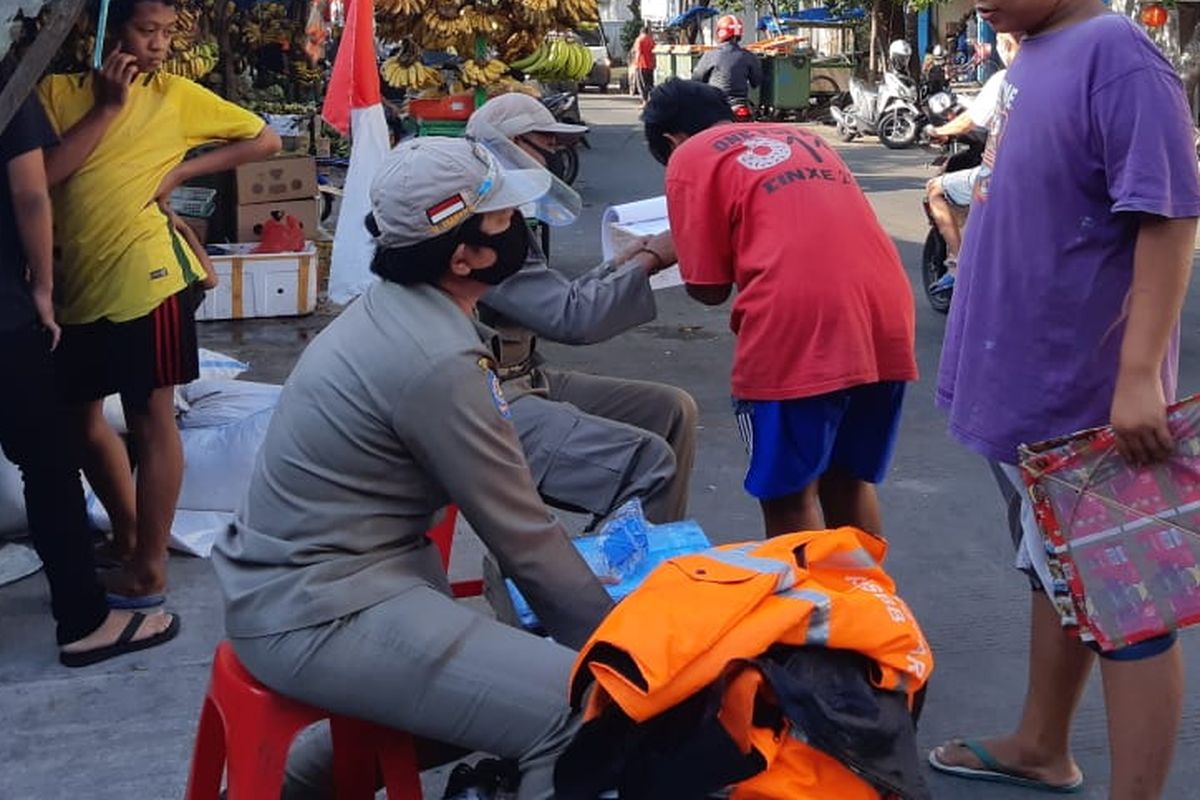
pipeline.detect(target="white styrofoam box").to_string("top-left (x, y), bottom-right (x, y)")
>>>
top-left (196, 242), bottom-right (318, 321)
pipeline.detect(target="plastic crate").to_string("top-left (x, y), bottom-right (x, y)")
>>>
top-left (417, 119), bottom-right (467, 137)
top-left (408, 94), bottom-right (474, 121)
top-left (170, 186), bottom-right (217, 218)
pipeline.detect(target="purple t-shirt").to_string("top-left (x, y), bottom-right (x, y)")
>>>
top-left (937, 14), bottom-right (1200, 464)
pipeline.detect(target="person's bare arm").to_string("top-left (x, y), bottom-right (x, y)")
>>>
top-left (44, 50), bottom-right (139, 188)
top-left (1110, 214), bottom-right (1198, 465)
top-left (9, 148), bottom-right (59, 347)
top-left (931, 112), bottom-right (977, 141)
top-left (153, 128), bottom-right (282, 204)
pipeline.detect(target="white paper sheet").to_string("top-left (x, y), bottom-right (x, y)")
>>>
top-left (600, 196), bottom-right (683, 290)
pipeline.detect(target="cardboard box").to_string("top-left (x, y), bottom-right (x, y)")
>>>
top-left (178, 215), bottom-right (210, 245)
top-left (235, 155), bottom-right (318, 203)
top-left (236, 197), bottom-right (321, 242)
top-left (195, 242), bottom-right (318, 321)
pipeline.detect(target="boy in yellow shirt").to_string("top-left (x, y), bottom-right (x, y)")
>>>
top-left (41, 0), bottom-right (281, 606)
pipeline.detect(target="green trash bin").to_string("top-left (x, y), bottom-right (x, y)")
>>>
top-left (671, 45), bottom-right (699, 80)
top-left (652, 45), bottom-right (674, 86)
top-left (761, 52), bottom-right (812, 114)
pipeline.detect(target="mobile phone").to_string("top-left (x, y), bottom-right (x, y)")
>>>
top-left (92, 0), bottom-right (111, 70)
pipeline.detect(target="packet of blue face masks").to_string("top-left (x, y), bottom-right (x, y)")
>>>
top-left (506, 499), bottom-right (712, 631)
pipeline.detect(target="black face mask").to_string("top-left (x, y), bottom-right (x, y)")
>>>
top-left (459, 210), bottom-right (530, 286)
top-left (521, 139), bottom-right (570, 181)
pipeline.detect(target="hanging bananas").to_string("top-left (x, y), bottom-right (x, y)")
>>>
top-left (509, 39), bottom-right (593, 82)
top-left (421, 0), bottom-right (471, 37)
top-left (377, 0), bottom-right (427, 14)
top-left (382, 56), bottom-right (442, 90)
top-left (162, 40), bottom-right (220, 81)
top-left (460, 58), bottom-right (509, 87)
top-left (555, 0), bottom-right (599, 24)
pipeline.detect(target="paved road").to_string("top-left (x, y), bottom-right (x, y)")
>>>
top-left (3, 94), bottom-right (1200, 799)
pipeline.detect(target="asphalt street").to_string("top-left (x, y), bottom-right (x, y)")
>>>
top-left (3, 93), bottom-right (1200, 799)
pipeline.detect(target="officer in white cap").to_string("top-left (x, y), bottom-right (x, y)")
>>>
top-left (211, 137), bottom-right (613, 800)
top-left (466, 92), bottom-right (697, 529)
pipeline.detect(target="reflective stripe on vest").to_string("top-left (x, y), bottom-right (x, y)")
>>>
top-left (709, 545), bottom-right (833, 646)
top-left (706, 544), bottom-right (797, 593)
top-left (781, 587), bottom-right (832, 645)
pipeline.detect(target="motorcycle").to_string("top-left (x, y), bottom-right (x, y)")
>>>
top-left (539, 91), bottom-right (585, 185)
top-left (920, 108), bottom-right (987, 313)
top-left (830, 68), bottom-right (923, 149)
top-left (730, 97), bottom-right (756, 122)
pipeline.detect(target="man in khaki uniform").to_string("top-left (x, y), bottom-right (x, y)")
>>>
top-left (469, 93), bottom-right (697, 527)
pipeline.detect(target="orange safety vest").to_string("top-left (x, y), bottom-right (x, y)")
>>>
top-left (570, 528), bottom-right (934, 800)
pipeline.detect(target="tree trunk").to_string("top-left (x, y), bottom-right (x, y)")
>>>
top-left (217, 0), bottom-right (238, 103)
top-left (868, 0), bottom-right (879, 73)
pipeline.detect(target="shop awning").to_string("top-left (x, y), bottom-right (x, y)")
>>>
top-left (757, 6), bottom-right (866, 29)
top-left (666, 6), bottom-right (719, 28)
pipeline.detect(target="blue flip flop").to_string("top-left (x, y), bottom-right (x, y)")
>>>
top-left (929, 739), bottom-right (1084, 794)
top-left (106, 591), bottom-right (166, 609)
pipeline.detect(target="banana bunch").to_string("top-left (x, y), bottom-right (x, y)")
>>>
top-left (556, 0), bottom-right (600, 25)
top-left (499, 30), bottom-right (541, 63)
top-left (378, 0), bottom-right (427, 14)
top-left (382, 56), bottom-right (441, 89)
top-left (510, 39), bottom-right (593, 82)
top-left (422, 0), bottom-right (471, 37)
top-left (172, 4), bottom-right (200, 52)
top-left (460, 58), bottom-right (509, 87)
top-left (163, 40), bottom-right (220, 81)
top-left (512, 2), bottom-right (557, 30)
top-left (291, 60), bottom-right (324, 86)
top-left (485, 77), bottom-right (542, 98)
top-left (462, 7), bottom-right (500, 35)
top-left (240, 21), bottom-right (264, 47)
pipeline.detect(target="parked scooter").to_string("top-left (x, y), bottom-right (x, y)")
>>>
top-left (830, 40), bottom-right (923, 149)
top-left (538, 91), bottom-right (584, 185)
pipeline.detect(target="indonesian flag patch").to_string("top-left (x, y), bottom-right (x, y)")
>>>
top-left (426, 193), bottom-right (468, 226)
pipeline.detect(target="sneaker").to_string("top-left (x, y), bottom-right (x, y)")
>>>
top-left (928, 270), bottom-right (956, 294)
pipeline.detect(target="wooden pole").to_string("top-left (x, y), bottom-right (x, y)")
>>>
top-left (0, 0), bottom-right (89, 133)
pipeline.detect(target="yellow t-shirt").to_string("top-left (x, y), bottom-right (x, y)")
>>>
top-left (39, 72), bottom-right (265, 324)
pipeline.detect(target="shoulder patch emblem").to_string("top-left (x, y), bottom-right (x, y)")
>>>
top-left (478, 357), bottom-right (511, 419)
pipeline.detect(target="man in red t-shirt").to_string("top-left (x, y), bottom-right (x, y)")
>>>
top-left (644, 79), bottom-right (918, 538)
top-left (632, 25), bottom-right (657, 104)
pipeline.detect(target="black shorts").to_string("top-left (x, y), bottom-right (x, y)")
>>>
top-left (56, 286), bottom-right (201, 414)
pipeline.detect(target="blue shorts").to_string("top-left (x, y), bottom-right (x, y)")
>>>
top-left (733, 381), bottom-right (906, 501)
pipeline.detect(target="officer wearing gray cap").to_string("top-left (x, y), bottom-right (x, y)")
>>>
top-left (467, 92), bottom-right (697, 528)
top-left (211, 137), bottom-right (613, 800)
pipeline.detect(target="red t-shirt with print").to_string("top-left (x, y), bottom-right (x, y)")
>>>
top-left (665, 123), bottom-right (917, 401)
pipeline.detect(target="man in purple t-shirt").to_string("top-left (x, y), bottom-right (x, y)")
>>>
top-left (931, 0), bottom-right (1200, 797)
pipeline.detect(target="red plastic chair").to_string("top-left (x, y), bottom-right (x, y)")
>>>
top-left (186, 506), bottom-right (482, 799)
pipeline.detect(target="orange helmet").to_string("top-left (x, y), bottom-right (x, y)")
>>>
top-left (716, 14), bottom-right (744, 43)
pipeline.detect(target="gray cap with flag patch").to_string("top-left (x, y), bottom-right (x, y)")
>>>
top-left (368, 137), bottom-right (551, 248)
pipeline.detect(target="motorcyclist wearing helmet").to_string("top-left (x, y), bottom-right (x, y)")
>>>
top-left (923, 44), bottom-right (949, 95)
top-left (691, 15), bottom-right (763, 102)
top-left (888, 39), bottom-right (913, 76)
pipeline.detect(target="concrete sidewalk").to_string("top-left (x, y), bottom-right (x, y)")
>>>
top-left (4, 94), bottom-right (1200, 799)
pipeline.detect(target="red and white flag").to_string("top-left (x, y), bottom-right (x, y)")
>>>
top-left (322, 0), bottom-right (390, 304)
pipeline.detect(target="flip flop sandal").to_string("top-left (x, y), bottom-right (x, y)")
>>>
top-left (59, 611), bottom-right (181, 668)
top-left (929, 739), bottom-right (1084, 794)
top-left (106, 591), bottom-right (167, 609)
